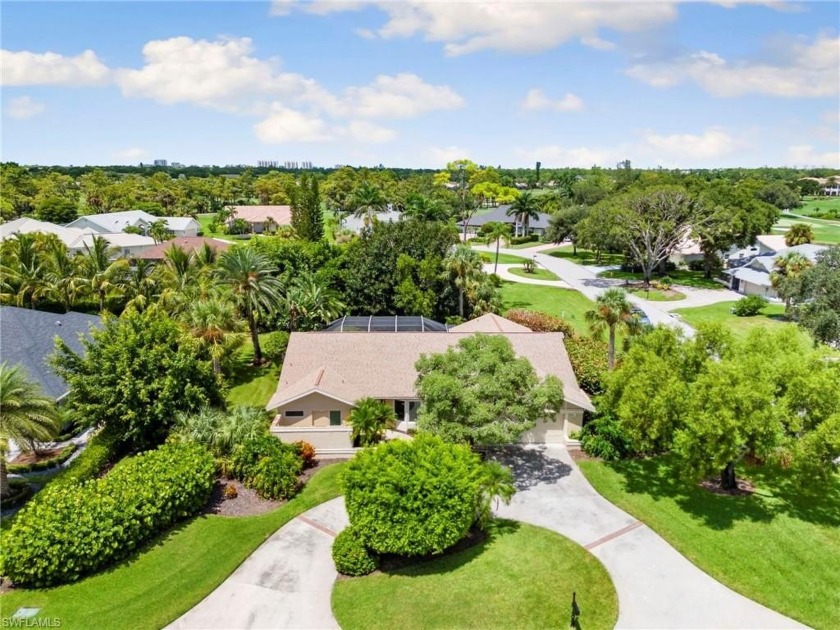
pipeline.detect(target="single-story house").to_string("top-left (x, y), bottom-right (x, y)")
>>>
top-left (136, 236), bottom-right (232, 260)
top-left (67, 210), bottom-right (200, 238)
top-left (460, 205), bottom-right (552, 238)
top-left (0, 217), bottom-right (155, 257)
top-left (0, 306), bottom-right (100, 401)
top-left (226, 205), bottom-right (292, 234)
top-left (342, 209), bottom-right (402, 233)
top-left (724, 243), bottom-right (827, 298)
top-left (266, 313), bottom-right (594, 456)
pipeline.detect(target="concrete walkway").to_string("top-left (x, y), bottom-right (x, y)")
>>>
top-left (168, 498), bottom-right (348, 630)
top-left (495, 446), bottom-right (805, 630)
top-left (483, 263), bottom-right (572, 288)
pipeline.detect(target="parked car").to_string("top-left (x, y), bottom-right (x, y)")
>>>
top-left (631, 306), bottom-right (651, 326)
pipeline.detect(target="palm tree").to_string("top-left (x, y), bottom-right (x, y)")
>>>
top-left (484, 222), bottom-right (511, 274)
top-left (185, 296), bottom-right (246, 374)
top-left (585, 288), bottom-right (641, 370)
top-left (284, 272), bottom-right (346, 331)
top-left (214, 248), bottom-right (284, 365)
top-left (44, 240), bottom-right (83, 312)
top-left (507, 192), bottom-right (540, 238)
top-left (122, 258), bottom-right (159, 311)
top-left (348, 397), bottom-right (395, 447)
top-left (351, 181), bottom-right (387, 227)
top-left (445, 245), bottom-right (483, 319)
top-left (149, 219), bottom-right (173, 244)
top-left (785, 223), bottom-right (814, 246)
top-left (0, 363), bottom-right (60, 498)
top-left (79, 236), bottom-right (128, 312)
top-left (0, 233), bottom-right (47, 309)
top-left (770, 251), bottom-right (813, 311)
top-left (402, 194), bottom-right (448, 222)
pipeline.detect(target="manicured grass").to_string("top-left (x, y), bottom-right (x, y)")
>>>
top-left (795, 196), bottom-right (840, 219)
top-left (672, 301), bottom-right (791, 340)
top-left (773, 215), bottom-right (840, 244)
top-left (598, 269), bottom-right (724, 290)
top-left (545, 245), bottom-right (625, 267)
top-left (0, 462), bottom-right (347, 630)
top-left (333, 520), bottom-right (617, 630)
top-left (500, 281), bottom-right (595, 334)
top-left (196, 213), bottom-right (227, 238)
top-left (628, 287), bottom-right (686, 301)
top-left (579, 457), bottom-right (840, 629)
top-left (477, 251), bottom-right (529, 265)
top-left (508, 266), bottom-right (561, 281)
top-left (226, 334), bottom-right (281, 408)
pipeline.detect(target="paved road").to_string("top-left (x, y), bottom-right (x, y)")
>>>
top-left (495, 445), bottom-right (805, 630)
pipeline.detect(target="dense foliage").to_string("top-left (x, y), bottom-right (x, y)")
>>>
top-left (348, 397), bottom-right (396, 446)
top-left (416, 335), bottom-right (564, 445)
top-left (790, 245), bottom-right (840, 347)
top-left (52, 307), bottom-right (222, 451)
top-left (503, 308), bottom-right (575, 335)
top-left (1, 442), bottom-right (215, 587)
top-left (343, 435), bottom-right (514, 557)
top-left (732, 295), bottom-right (767, 317)
top-left (332, 527), bottom-right (379, 577)
top-left (578, 414), bottom-right (634, 460)
top-left (172, 407), bottom-right (269, 458)
top-left (564, 335), bottom-right (610, 395)
top-left (230, 434), bottom-right (303, 500)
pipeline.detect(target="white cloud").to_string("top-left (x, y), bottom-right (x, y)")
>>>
top-left (515, 144), bottom-right (622, 168)
top-left (4, 96), bottom-right (46, 119)
top-left (626, 34), bottom-right (840, 97)
top-left (253, 106), bottom-right (333, 143)
top-left (273, 1), bottom-right (678, 56)
top-left (345, 120), bottom-right (396, 143)
top-left (643, 128), bottom-right (741, 160)
top-left (580, 36), bottom-right (616, 51)
top-left (787, 144), bottom-right (840, 168)
top-left (521, 89), bottom-right (584, 112)
top-left (0, 49), bottom-right (109, 86)
top-left (339, 73), bottom-right (463, 118)
top-left (112, 147), bottom-right (150, 161)
top-left (425, 146), bottom-right (471, 166)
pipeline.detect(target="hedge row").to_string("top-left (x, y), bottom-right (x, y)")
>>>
top-left (49, 429), bottom-right (120, 488)
top-left (7, 443), bottom-right (77, 474)
top-left (230, 435), bottom-right (302, 500)
top-left (1, 441), bottom-right (215, 587)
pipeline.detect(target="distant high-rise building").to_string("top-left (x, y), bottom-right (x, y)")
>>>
top-left (301, 161), bottom-right (313, 169)
top-left (258, 160), bottom-right (278, 168)
top-left (153, 159), bottom-right (168, 167)
top-left (171, 162), bottom-right (184, 168)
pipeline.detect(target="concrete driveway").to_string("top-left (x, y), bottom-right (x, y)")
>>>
top-left (493, 446), bottom-right (805, 630)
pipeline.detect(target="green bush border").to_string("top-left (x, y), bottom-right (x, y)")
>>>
top-left (8, 443), bottom-right (78, 474)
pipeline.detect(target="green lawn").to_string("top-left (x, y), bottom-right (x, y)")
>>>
top-left (500, 282), bottom-right (595, 334)
top-left (598, 269), bottom-right (723, 290)
top-left (196, 213), bottom-right (227, 238)
top-left (333, 520), bottom-right (617, 630)
top-left (579, 457), bottom-right (840, 629)
top-left (672, 301), bottom-right (791, 340)
top-left (0, 463), bottom-right (346, 630)
top-left (508, 266), bottom-right (560, 281)
top-left (545, 246), bottom-right (625, 267)
top-left (795, 196), bottom-right (840, 219)
top-left (773, 215), bottom-right (840, 245)
top-left (226, 334), bottom-right (281, 408)
top-left (478, 251), bottom-right (529, 265)
top-left (628, 287), bottom-right (686, 301)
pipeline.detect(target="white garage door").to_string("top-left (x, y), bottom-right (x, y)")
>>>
top-left (520, 418), bottom-right (566, 444)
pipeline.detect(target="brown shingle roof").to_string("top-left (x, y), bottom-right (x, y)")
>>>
top-left (228, 205), bottom-right (293, 225)
top-left (267, 324), bottom-right (593, 412)
top-left (449, 313), bottom-right (531, 333)
top-left (135, 237), bottom-right (231, 260)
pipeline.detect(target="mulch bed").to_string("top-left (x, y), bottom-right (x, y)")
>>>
top-left (203, 458), bottom-right (345, 517)
top-left (700, 477), bottom-right (755, 496)
top-left (10, 448), bottom-right (65, 466)
top-left (568, 447), bottom-right (595, 463)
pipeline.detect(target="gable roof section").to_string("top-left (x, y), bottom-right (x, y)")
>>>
top-left (0, 306), bottom-right (101, 400)
top-left (268, 328), bottom-right (593, 412)
top-left (449, 313), bottom-right (531, 333)
top-left (462, 205), bottom-right (552, 229)
top-left (228, 205), bottom-right (293, 225)
top-left (67, 211), bottom-right (197, 234)
top-left (0, 218), bottom-right (90, 249)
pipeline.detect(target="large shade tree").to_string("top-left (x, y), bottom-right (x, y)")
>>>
top-left (790, 245), bottom-right (840, 347)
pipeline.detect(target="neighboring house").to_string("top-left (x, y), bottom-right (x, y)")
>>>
top-left (0, 306), bottom-right (100, 401)
top-left (460, 205), bottom-right (551, 238)
top-left (136, 236), bottom-right (232, 260)
top-left (266, 313), bottom-right (594, 455)
top-left (724, 243), bottom-right (827, 298)
top-left (342, 209), bottom-right (402, 233)
top-left (0, 217), bottom-right (155, 257)
top-left (670, 238), bottom-right (704, 266)
top-left (226, 205), bottom-right (292, 234)
top-left (67, 210), bottom-right (200, 238)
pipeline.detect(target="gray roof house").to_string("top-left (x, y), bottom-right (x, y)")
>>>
top-left (461, 205), bottom-right (552, 237)
top-left (67, 210), bottom-right (199, 238)
top-left (0, 306), bottom-right (101, 400)
top-left (724, 243), bottom-right (827, 298)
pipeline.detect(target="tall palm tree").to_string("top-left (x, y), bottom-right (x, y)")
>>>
top-left (507, 192), bottom-right (540, 238)
top-left (0, 363), bottom-right (60, 498)
top-left (284, 272), bottom-right (346, 331)
top-left (402, 194), bottom-right (447, 222)
top-left (445, 245), bottom-right (483, 319)
top-left (80, 236), bottom-right (127, 312)
top-left (351, 181), bottom-right (387, 227)
top-left (770, 251), bottom-right (813, 310)
top-left (784, 223), bottom-right (814, 246)
top-left (1, 233), bottom-right (47, 309)
top-left (122, 258), bottom-right (159, 311)
top-left (185, 296), bottom-right (246, 374)
top-left (348, 397), bottom-right (395, 446)
top-left (149, 219), bottom-right (173, 244)
top-left (484, 221), bottom-right (511, 274)
top-left (585, 288), bottom-right (642, 370)
top-left (44, 240), bottom-right (83, 312)
top-left (214, 248), bottom-right (284, 365)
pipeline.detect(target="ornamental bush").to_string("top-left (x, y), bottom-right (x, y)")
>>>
top-left (1, 442), bottom-right (215, 587)
top-left (565, 335), bottom-right (610, 395)
top-left (344, 435), bottom-right (492, 557)
top-left (230, 435), bottom-right (303, 500)
top-left (262, 331), bottom-right (291, 364)
top-left (332, 527), bottom-right (379, 576)
top-left (733, 294), bottom-right (767, 317)
top-left (579, 414), bottom-right (635, 461)
top-left (503, 308), bottom-right (576, 336)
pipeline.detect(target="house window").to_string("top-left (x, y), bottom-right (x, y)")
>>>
top-left (285, 410), bottom-right (304, 418)
top-left (329, 410), bottom-right (341, 426)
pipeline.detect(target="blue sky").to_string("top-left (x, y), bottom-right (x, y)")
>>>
top-left (2, 1), bottom-right (838, 168)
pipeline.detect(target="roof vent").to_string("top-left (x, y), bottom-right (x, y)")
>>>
top-left (55, 320), bottom-right (62, 326)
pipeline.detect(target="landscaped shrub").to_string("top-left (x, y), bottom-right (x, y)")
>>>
top-left (295, 441), bottom-right (316, 469)
top-left (510, 234), bottom-right (539, 245)
top-left (579, 414), bottom-right (634, 461)
top-left (173, 407), bottom-right (270, 458)
top-left (7, 443), bottom-right (77, 474)
top-left (344, 435), bottom-right (503, 557)
top-left (733, 295), bottom-right (767, 317)
top-left (565, 335), bottom-right (610, 395)
top-left (503, 308), bottom-right (576, 336)
top-left (332, 527), bottom-right (379, 576)
top-left (230, 435), bottom-right (303, 500)
top-left (1, 442), bottom-right (215, 587)
top-left (50, 428), bottom-right (120, 487)
top-left (262, 331), bottom-right (291, 364)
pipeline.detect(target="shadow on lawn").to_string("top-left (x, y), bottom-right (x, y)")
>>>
top-left (607, 457), bottom-right (840, 531)
top-left (487, 447), bottom-right (572, 491)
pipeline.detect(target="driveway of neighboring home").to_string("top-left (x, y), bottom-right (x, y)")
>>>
top-left (494, 446), bottom-right (805, 630)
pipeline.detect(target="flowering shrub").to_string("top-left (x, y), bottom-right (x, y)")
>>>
top-left (1, 442), bottom-right (215, 587)
top-left (504, 309), bottom-right (576, 336)
top-left (295, 441), bottom-right (316, 469)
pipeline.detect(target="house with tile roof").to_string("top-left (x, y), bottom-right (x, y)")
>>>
top-left (266, 313), bottom-right (593, 455)
top-left (226, 205), bottom-right (292, 233)
top-left (136, 236), bottom-right (232, 260)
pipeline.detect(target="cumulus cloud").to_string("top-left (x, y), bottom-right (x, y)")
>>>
top-left (253, 106), bottom-right (333, 143)
top-left (643, 128), bottom-right (740, 160)
top-left (0, 49), bottom-right (109, 86)
top-left (626, 34), bottom-right (840, 97)
top-left (787, 144), bottom-right (840, 168)
top-left (273, 1), bottom-right (678, 56)
top-left (339, 73), bottom-right (463, 118)
top-left (4, 96), bottom-right (46, 119)
top-left (425, 146), bottom-right (471, 165)
top-left (521, 89), bottom-right (584, 112)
